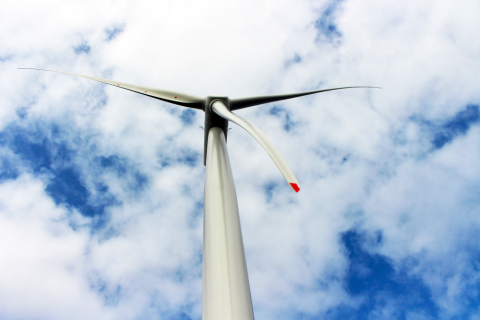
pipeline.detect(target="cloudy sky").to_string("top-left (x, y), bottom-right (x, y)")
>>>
top-left (1, 0), bottom-right (480, 319)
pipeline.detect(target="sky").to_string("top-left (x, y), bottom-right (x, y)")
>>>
top-left (1, 0), bottom-right (480, 319)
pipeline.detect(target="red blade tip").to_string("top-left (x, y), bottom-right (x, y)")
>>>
top-left (290, 183), bottom-right (300, 193)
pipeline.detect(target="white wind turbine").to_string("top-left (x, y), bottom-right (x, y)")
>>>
top-left (20, 68), bottom-right (379, 320)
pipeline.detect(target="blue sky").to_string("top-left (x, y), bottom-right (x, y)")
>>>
top-left (1, 0), bottom-right (480, 319)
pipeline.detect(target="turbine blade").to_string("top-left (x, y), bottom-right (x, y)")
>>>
top-left (230, 86), bottom-right (381, 110)
top-left (211, 100), bottom-right (300, 193)
top-left (18, 68), bottom-right (204, 109)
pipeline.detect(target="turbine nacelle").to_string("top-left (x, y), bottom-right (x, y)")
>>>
top-left (19, 68), bottom-right (381, 192)
top-left (203, 96), bottom-right (231, 166)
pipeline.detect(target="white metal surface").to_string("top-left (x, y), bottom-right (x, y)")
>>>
top-left (18, 68), bottom-right (204, 107)
top-left (203, 127), bottom-right (254, 320)
top-left (211, 100), bottom-right (300, 192)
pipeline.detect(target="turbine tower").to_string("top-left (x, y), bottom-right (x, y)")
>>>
top-left (20, 68), bottom-right (378, 320)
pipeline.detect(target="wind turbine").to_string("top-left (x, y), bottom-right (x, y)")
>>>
top-left (20, 68), bottom-right (379, 320)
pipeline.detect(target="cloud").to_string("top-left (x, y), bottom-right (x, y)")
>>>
top-left (1, 0), bottom-right (480, 318)
top-left (0, 174), bottom-right (104, 320)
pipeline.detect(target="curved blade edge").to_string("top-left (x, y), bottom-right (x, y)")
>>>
top-left (18, 68), bottom-right (204, 109)
top-left (211, 100), bottom-right (300, 193)
top-left (230, 86), bottom-right (381, 110)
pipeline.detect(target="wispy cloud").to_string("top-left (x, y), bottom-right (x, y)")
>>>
top-left (1, 0), bottom-right (480, 319)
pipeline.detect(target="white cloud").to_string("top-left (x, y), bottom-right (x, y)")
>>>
top-left (1, 0), bottom-right (480, 318)
top-left (0, 174), bottom-right (107, 320)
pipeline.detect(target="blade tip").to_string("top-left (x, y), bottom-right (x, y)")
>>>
top-left (290, 183), bottom-right (300, 193)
